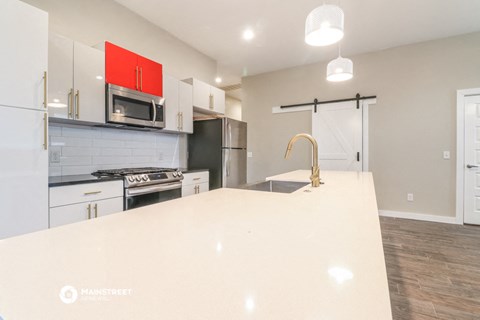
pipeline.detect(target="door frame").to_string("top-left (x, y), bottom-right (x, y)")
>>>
top-left (456, 88), bottom-right (480, 225)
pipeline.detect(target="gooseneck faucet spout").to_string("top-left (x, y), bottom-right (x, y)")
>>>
top-left (284, 133), bottom-right (321, 187)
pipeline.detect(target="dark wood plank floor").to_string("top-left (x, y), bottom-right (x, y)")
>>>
top-left (380, 216), bottom-right (480, 320)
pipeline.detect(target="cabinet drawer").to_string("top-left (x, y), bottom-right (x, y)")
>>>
top-left (182, 171), bottom-right (209, 186)
top-left (50, 180), bottom-right (123, 207)
top-left (181, 182), bottom-right (209, 197)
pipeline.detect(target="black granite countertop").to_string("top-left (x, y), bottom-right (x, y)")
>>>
top-left (49, 174), bottom-right (124, 188)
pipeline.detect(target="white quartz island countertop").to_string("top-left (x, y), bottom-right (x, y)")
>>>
top-left (0, 170), bottom-right (392, 319)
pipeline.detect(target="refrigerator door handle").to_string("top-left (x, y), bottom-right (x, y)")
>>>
top-left (226, 148), bottom-right (230, 177)
top-left (227, 121), bottom-right (232, 176)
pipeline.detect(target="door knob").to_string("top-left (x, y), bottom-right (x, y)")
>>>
top-left (467, 164), bottom-right (479, 168)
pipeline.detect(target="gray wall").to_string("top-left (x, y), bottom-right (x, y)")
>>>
top-left (22, 0), bottom-right (217, 84)
top-left (243, 32), bottom-right (480, 217)
top-left (225, 96), bottom-right (242, 121)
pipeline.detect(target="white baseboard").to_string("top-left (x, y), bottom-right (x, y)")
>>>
top-left (379, 210), bottom-right (460, 225)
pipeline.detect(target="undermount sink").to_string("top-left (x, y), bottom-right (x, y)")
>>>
top-left (238, 180), bottom-right (309, 194)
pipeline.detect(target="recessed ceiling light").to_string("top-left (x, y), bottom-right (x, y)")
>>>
top-left (215, 77), bottom-right (222, 84)
top-left (243, 29), bottom-right (255, 41)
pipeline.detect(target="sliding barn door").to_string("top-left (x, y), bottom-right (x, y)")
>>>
top-left (312, 101), bottom-right (363, 171)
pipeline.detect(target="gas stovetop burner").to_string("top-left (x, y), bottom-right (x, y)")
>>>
top-left (94, 167), bottom-right (178, 176)
top-left (93, 167), bottom-right (183, 188)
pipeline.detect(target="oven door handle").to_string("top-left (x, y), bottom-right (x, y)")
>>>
top-left (126, 182), bottom-right (182, 197)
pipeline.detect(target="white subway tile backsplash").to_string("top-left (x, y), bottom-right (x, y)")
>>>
top-left (48, 125), bottom-right (185, 176)
top-left (62, 147), bottom-right (94, 157)
top-left (60, 156), bottom-right (92, 166)
top-left (124, 141), bottom-right (155, 149)
top-left (48, 126), bottom-right (62, 137)
top-left (93, 138), bottom-right (124, 148)
top-left (49, 166), bottom-right (62, 176)
top-left (51, 136), bottom-right (92, 147)
top-left (62, 127), bottom-right (97, 138)
top-left (101, 148), bottom-right (131, 156)
top-left (61, 165), bottom-right (97, 176)
top-left (92, 156), bottom-right (129, 165)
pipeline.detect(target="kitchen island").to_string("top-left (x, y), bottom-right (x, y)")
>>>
top-left (0, 170), bottom-right (392, 319)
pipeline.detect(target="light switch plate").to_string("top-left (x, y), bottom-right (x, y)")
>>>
top-left (247, 152), bottom-right (253, 158)
top-left (50, 150), bottom-right (61, 163)
top-left (443, 151), bottom-right (450, 160)
top-left (407, 193), bottom-right (414, 202)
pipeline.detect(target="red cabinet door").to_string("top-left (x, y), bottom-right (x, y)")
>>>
top-left (138, 55), bottom-right (163, 97)
top-left (105, 42), bottom-right (138, 90)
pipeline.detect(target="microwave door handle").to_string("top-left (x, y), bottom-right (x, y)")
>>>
top-left (151, 100), bottom-right (157, 125)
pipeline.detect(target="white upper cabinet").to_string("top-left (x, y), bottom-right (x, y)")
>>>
top-left (210, 86), bottom-right (226, 115)
top-left (163, 73), bottom-right (180, 132)
top-left (163, 73), bottom-right (193, 133)
top-left (73, 41), bottom-right (106, 123)
top-left (0, 0), bottom-right (48, 110)
top-left (178, 81), bottom-right (193, 133)
top-left (184, 78), bottom-right (225, 115)
top-left (48, 33), bottom-right (74, 118)
top-left (48, 33), bottom-right (105, 123)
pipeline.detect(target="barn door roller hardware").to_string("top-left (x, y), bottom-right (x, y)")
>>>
top-left (280, 93), bottom-right (376, 112)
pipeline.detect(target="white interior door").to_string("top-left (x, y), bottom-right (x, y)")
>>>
top-left (312, 101), bottom-right (363, 171)
top-left (463, 95), bottom-right (480, 225)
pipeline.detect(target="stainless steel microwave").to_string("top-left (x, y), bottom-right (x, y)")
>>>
top-left (106, 84), bottom-right (165, 129)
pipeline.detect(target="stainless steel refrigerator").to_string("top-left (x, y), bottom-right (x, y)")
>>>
top-left (188, 118), bottom-right (247, 190)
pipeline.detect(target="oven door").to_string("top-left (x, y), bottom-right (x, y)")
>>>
top-left (107, 84), bottom-right (165, 129)
top-left (125, 182), bottom-right (181, 210)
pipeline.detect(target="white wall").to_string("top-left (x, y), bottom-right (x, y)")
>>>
top-left (243, 32), bottom-right (480, 218)
top-left (48, 125), bottom-right (187, 176)
top-left (225, 96), bottom-right (242, 120)
top-left (21, 0), bottom-right (217, 84)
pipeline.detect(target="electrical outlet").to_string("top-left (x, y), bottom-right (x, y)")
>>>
top-left (50, 150), bottom-right (61, 163)
top-left (247, 152), bottom-right (253, 158)
top-left (443, 151), bottom-right (450, 160)
top-left (407, 193), bottom-right (414, 202)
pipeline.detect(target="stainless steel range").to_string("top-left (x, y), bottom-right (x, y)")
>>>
top-left (93, 167), bottom-right (183, 210)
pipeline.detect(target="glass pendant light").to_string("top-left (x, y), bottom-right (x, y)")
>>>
top-left (327, 45), bottom-right (353, 82)
top-left (305, 4), bottom-right (344, 46)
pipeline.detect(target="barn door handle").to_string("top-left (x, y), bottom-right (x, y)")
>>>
top-left (467, 164), bottom-right (479, 169)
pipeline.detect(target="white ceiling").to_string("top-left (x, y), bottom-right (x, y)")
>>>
top-left (115, 0), bottom-right (480, 86)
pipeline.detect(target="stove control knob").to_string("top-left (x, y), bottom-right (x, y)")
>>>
top-left (177, 171), bottom-right (183, 177)
top-left (128, 176), bottom-right (135, 182)
top-left (172, 172), bottom-right (178, 177)
top-left (135, 176), bottom-right (141, 182)
top-left (142, 175), bottom-right (148, 181)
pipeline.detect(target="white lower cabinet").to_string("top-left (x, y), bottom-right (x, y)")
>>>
top-left (49, 181), bottom-right (124, 228)
top-left (182, 171), bottom-right (209, 197)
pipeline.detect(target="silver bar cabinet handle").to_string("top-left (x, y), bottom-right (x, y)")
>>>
top-left (467, 164), bottom-right (479, 169)
top-left (75, 90), bottom-right (80, 119)
top-left (43, 71), bottom-right (47, 109)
